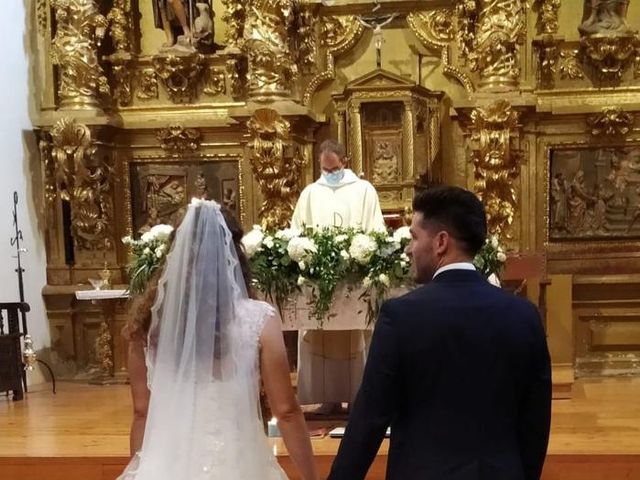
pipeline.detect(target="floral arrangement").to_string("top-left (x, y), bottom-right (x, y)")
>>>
top-left (122, 224), bottom-right (174, 295)
top-left (473, 235), bottom-right (507, 285)
top-left (242, 225), bottom-right (412, 325)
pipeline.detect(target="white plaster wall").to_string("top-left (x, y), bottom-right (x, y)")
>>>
top-left (0, 2), bottom-right (49, 385)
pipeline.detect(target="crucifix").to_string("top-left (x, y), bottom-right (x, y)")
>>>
top-left (356, 13), bottom-right (398, 68)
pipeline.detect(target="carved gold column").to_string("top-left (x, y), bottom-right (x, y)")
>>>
top-left (335, 108), bottom-right (346, 146)
top-left (51, 0), bottom-right (110, 111)
top-left (459, 0), bottom-right (526, 91)
top-left (247, 109), bottom-right (307, 230)
top-left (468, 100), bottom-right (522, 238)
top-left (107, 0), bottom-right (135, 107)
top-left (402, 101), bottom-right (415, 182)
top-left (348, 103), bottom-right (364, 175)
top-left (244, 0), bottom-right (297, 101)
top-left (222, 0), bottom-right (246, 51)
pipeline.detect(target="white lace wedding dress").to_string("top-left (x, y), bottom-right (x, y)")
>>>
top-left (118, 300), bottom-right (288, 480)
top-left (117, 199), bottom-right (288, 480)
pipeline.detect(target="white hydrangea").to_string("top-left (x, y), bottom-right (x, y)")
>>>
top-left (378, 273), bottom-right (390, 287)
top-left (349, 233), bottom-right (377, 265)
top-left (393, 226), bottom-right (411, 243)
top-left (263, 236), bottom-right (274, 249)
top-left (275, 228), bottom-right (302, 241)
top-left (141, 224), bottom-right (174, 242)
top-left (335, 234), bottom-right (348, 243)
top-left (242, 227), bottom-right (265, 258)
top-left (287, 237), bottom-right (317, 263)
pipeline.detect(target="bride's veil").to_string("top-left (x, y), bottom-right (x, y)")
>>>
top-left (134, 198), bottom-right (270, 479)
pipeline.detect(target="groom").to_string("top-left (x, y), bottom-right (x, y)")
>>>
top-left (328, 186), bottom-right (551, 480)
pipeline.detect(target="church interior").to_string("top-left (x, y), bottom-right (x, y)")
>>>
top-left (1, 0), bottom-right (640, 478)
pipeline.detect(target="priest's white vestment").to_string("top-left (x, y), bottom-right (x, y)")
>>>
top-left (291, 169), bottom-right (385, 404)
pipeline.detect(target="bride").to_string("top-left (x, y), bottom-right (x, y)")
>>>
top-left (119, 198), bottom-right (318, 480)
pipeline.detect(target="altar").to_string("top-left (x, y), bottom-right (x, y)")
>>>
top-left (275, 286), bottom-right (408, 331)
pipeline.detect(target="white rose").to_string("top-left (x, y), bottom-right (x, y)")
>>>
top-left (143, 247), bottom-right (152, 255)
top-left (121, 236), bottom-right (133, 245)
top-left (349, 234), bottom-right (377, 265)
top-left (141, 231), bottom-right (154, 243)
top-left (497, 252), bottom-right (507, 262)
top-left (275, 228), bottom-right (302, 241)
top-left (148, 224), bottom-right (174, 242)
top-left (155, 244), bottom-right (167, 258)
top-left (400, 253), bottom-right (410, 262)
top-left (378, 273), bottom-right (390, 287)
top-left (491, 236), bottom-right (499, 248)
top-left (400, 260), bottom-right (408, 268)
top-left (297, 276), bottom-right (307, 286)
top-left (242, 228), bottom-right (265, 258)
top-left (393, 226), bottom-right (411, 243)
top-left (252, 224), bottom-right (262, 231)
top-left (287, 237), bottom-right (317, 263)
top-left (340, 250), bottom-right (350, 260)
top-left (298, 260), bottom-right (306, 271)
top-left (335, 234), bottom-right (348, 243)
top-left (363, 276), bottom-right (372, 288)
top-left (263, 236), bottom-right (274, 249)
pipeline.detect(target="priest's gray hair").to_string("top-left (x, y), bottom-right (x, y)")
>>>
top-left (319, 139), bottom-right (346, 160)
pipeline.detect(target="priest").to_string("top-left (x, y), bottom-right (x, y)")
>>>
top-left (291, 139), bottom-right (385, 413)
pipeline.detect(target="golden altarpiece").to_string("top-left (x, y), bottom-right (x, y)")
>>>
top-left (25, 0), bottom-right (640, 390)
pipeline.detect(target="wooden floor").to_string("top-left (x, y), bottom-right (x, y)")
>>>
top-left (1, 378), bottom-right (640, 479)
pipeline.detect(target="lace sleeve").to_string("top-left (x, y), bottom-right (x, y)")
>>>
top-left (242, 299), bottom-right (276, 348)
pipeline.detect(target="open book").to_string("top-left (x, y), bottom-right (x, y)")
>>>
top-left (329, 427), bottom-right (390, 438)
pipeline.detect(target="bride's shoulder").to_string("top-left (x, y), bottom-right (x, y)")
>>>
top-left (239, 298), bottom-right (276, 317)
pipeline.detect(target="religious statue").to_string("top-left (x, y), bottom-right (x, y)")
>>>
top-left (193, 2), bottom-right (215, 49)
top-left (356, 13), bottom-right (397, 68)
top-left (579, 0), bottom-right (634, 36)
top-left (153, 0), bottom-right (194, 51)
top-left (626, 186), bottom-right (640, 232)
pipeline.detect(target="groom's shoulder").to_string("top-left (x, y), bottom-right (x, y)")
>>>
top-left (381, 285), bottom-right (431, 317)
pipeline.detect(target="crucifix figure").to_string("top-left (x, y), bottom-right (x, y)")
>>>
top-left (357, 13), bottom-right (397, 68)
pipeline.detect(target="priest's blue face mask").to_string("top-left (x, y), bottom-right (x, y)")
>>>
top-left (322, 168), bottom-right (345, 186)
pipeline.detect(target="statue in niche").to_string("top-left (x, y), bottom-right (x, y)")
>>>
top-left (153, 0), bottom-right (193, 50)
top-left (153, 0), bottom-right (215, 52)
top-left (579, 0), bottom-right (635, 36)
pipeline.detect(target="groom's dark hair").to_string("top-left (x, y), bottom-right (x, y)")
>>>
top-left (412, 186), bottom-right (487, 256)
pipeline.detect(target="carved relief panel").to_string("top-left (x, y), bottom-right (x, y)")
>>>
top-left (128, 159), bottom-right (241, 236)
top-left (549, 146), bottom-right (640, 240)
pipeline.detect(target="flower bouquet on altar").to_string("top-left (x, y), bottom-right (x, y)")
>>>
top-left (122, 224), bottom-right (174, 295)
top-left (242, 225), bottom-right (413, 326)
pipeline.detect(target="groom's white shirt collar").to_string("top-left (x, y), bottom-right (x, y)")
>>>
top-left (432, 262), bottom-right (476, 279)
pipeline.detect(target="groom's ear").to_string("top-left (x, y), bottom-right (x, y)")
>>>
top-left (341, 156), bottom-right (350, 167)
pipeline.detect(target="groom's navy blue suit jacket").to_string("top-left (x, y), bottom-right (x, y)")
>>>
top-left (328, 269), bottom-right (551, 480)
